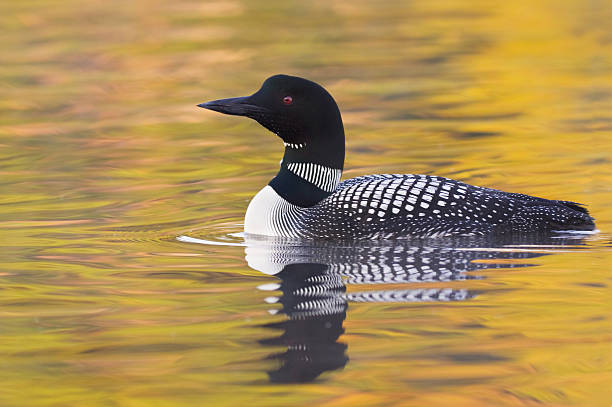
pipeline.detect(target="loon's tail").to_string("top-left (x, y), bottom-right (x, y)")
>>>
top-left (555, 200), bottom-right (591, 216)
top-left (507, 199), bottom-right (595, 232)
top-left (552, 200), bottom-right (595, 230)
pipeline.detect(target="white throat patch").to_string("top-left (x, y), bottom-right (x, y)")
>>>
top-left (283, 142), bottom-right (306, 149)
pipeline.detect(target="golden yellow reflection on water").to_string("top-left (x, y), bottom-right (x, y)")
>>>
top-left (1, 0), bottom-right (611, 406)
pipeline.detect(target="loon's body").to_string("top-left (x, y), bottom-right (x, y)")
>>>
top-left (199, 75), bottom-right (594, 239)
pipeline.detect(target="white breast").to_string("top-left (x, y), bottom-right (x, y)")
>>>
top-left (245, 186), bottom-right (304, 237)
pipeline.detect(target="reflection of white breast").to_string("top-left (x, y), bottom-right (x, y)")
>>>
top-left (245, 186), bottom-right (304, 237)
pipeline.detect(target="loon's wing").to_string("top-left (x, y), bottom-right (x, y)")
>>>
top-left (299, 174), bottom-right (594, 239)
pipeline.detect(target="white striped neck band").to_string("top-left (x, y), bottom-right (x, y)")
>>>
top-left (287, 162), bottom-right (342, 193)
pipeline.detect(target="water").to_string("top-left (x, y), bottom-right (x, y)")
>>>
top-left (1, 0), bottom-right (611, 406)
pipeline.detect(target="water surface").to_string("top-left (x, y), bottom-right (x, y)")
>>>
top-left (1, 0), bottom-right (612, 406)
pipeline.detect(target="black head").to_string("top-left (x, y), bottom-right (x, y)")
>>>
top-left (199, 75), bottom-right (345, 168)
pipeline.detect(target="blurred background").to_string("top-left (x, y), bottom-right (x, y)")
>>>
top-left (1, 1), bottom-right (611, 406)
top-left (2, 0), bottom-right (611, 234)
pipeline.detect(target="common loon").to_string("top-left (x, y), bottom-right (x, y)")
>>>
top-left (198, 75), bottom-right (595, 239)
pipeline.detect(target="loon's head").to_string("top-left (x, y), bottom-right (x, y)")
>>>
top-left (199, 75), bottom-right (345, 169)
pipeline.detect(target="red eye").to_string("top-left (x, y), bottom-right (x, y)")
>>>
top-left (282, 96), bottom-right (293, 105)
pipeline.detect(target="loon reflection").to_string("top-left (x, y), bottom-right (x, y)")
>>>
top-left (245, 234), bottom-right (588, 383)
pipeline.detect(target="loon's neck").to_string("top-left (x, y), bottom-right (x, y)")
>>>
top-left (269, 141), bottom-right (344, 207)
top-left (243, 157), bottom-right (342, 236)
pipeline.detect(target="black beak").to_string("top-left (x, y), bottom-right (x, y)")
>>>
top-left (197, 96), bottom-right (268, 117)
